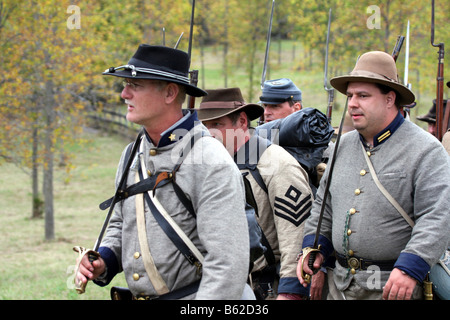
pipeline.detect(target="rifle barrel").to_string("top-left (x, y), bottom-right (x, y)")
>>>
top-left (431, 0), bottom-right (445, 140)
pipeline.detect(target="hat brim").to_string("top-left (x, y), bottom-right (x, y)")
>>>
top-left (103, 70), bottom-right (207, 97)
top-left (196, 104), bottom-right (264, 122)
top-left (330, 72), bottom-right (415, 106)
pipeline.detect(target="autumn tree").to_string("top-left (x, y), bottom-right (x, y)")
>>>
top-left (0, 0), bottom-right (103, 239)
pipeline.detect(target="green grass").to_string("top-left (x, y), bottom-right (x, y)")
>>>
top-left (0, 130), bottom-right (130, 300)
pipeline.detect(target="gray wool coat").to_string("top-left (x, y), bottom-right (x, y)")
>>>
top-left (97, 117), bottom-right (250, 299)
top-left (303, 118), bottom-right (450, 292)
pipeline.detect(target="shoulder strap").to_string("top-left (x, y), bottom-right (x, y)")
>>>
top-left (361, 143), bottom-right (415, 228)
top-left (242, 173), bottom-right (275, 266)
top-left (236, 135), bottom-right (270, 193)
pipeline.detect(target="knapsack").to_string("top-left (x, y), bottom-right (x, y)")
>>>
top-left (255, 107), bottom-right (335, 194)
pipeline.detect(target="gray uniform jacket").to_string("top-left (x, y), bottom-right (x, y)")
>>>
top-left (96, 111), bottom-right (250, 299)
top-left (303, 113), bottom-right (450, 291)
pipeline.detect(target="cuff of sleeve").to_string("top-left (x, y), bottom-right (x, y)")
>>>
top-left (278, 277), bottom-right (309, 296)
top-left (93, 246), bottom-right (119, 287)
top-left (394, 252), bottom-right (430, 283)
top-left (302, 234), bottom-right (334, 260)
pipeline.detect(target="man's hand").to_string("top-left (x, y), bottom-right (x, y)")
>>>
top-left (297, 251), bottom-right (324, 287)
top-left (76, 253), bottom-right (106, 287)
top-left (382, 268), bottom-right (417, 300)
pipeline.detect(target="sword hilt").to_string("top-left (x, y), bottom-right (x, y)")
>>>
top-left (73, 246), bottom-right (100, 294)
top-left (308, 251), bottom-right (317, 273)
top-left (299, 246), bottom-right (321, 284)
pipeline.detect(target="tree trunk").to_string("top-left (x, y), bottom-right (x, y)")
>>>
top-left (31, 125), bottom-right (42, 218)
top-left (43, 70), bottom-right (55, 240)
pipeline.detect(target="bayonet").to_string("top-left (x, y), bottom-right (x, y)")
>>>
top-left (162, 27), bottom-right (165, 46)
top-left (260, 0), bottom-right (275, 90)
top-left (258, 0), bottom-right (275, 125)
top-left (174, 32), bottom-right (184, 49)
top-left (431, 0), bottom-right (446, 141)
top-left (324, 8), bottom-right (334, 124)
top-left (404, 21), bottom-right (410, 90)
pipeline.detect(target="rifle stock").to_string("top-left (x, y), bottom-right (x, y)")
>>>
top-left (187, 70), bottom-right (199, 109)
top-left (391, 35), bottom-right (405, 62)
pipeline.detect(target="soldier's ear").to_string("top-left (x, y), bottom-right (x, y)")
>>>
top-left (239, 111), bottom-right (249, 128)
top-left (386, 91), bottom-right (396, 107)
top-left (164, 83), bottom-right (180, 104)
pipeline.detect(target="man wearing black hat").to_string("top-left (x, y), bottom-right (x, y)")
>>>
top-left (259, 78), bottom-right (303, 123)
top-left (298, 51), bottom-right (450, 300)
top-left (197, 87), bottom-right (313, 300)
top-left (75, 45), bottom-right (251, 300)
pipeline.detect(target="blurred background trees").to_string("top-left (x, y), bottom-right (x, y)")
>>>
top-left (0, 0), bottom-right (448, 240)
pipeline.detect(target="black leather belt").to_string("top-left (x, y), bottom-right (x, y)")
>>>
top-left (336, 253), bottom-right (396, 271)
top-left (111, 280), bottom-right (201, 300)
top-left (134, 280), bottom-right (201, 300)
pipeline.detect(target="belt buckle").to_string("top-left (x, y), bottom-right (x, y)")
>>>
top-left (347, 257), bottom-right (360, 270)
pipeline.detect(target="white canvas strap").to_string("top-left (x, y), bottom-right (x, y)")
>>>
top-left (135, 168), bottom-right (170, 295)
top-left (361, 143), bottom-right (415, 228)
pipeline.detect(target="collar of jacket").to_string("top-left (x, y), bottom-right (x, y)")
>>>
top-left (144, 109), bottom-right (199, 148)
top-left (359, 110), bottom-right (405, 148)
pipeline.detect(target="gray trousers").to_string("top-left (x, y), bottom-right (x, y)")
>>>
top-left (326, 269), bottom-right (423, 300)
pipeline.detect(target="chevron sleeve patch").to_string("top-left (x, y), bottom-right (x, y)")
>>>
top-left (274, 185), bottom-right (312, 227)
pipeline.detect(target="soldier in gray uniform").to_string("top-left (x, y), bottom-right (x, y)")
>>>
top-left (298, 51), bottom-right (450, 300)
top-left (197, 88), bottom-right (313, 300)
top-left (75, 45), bottom-right (251, 300)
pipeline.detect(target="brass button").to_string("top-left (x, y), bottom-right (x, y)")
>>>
top-left (349, 208), bottom-right (356, 215)
top-left (348, 249), bottom-right (354, 256)
top-left (347, 229), bottom-right (352, 236)
top-left (133, 273), bottom-right (140, 281)
top-left (360, 169), bottom-right (367, 176)
top-left (351, 268), bottom-right (356, 274)
top-left (354, 189), bottom-right (361, 195)
top-left (149, 149), bottom-right (157, 156)
top-left (147, 170), bottom-right (151, 176)
top-left (366, 151), bottom-right (371, 157)
top-left (134, 252), bottom-right (140, 259)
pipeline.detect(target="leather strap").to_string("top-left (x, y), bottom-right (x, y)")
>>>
top-left (361, 143), bottom-right (415, 228)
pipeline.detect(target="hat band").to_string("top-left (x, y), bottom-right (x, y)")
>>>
top-left (350, 70), bottom-right (398, 83)
top-left (106, 64), bottom-right (190, 83)
top-left (199, 101), bottom-right (244, 109)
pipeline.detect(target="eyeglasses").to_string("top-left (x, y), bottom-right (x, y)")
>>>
top-left (122, 80), bottom-right (143, 90)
